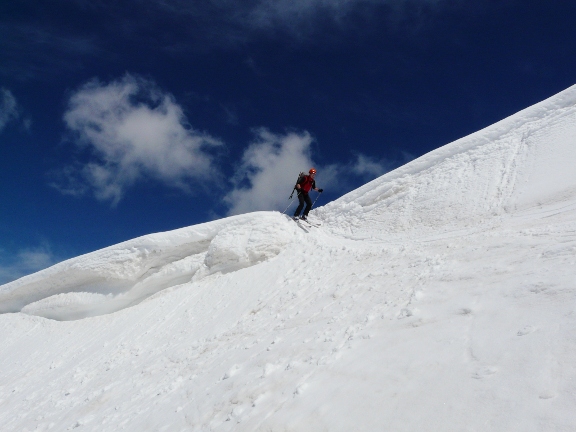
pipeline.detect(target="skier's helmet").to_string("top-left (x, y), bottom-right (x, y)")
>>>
top-left (309, 168), bottom-right (317, 174)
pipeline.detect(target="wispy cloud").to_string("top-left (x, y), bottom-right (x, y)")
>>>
top-left (65, 0), bottom-right (452, 53)
top-left (0, 88), bottom-right (20, 133)
top-left (352, 153), bottom-right (393, 179)
top-left (0, 245), bottom-right (59, 285)
top-left (55, 74), bottom-right (223, 205)
top-left (167, 0), bottom-right (447, 32)
top-left (1, 0), bottom-right (456, 81)
top-left (247, 0), bottom-right (365, 29)
top-left (240, 0), bottom-right (452, 37)
top-left (0, 23), bottom-right (98, 80)
top-left (317, 152), bottom-right (410, 193)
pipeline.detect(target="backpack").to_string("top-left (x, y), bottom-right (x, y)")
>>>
top-left (296, 172), bottom-right (306, 185)
top-left (289, 172), bottom-right (306, 199)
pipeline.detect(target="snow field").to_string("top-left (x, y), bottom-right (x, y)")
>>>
top-left (2, 204), bottom-right (576, 431)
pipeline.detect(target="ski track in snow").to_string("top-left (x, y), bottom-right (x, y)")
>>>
top-left (1, 86), bottom-right (576, 431)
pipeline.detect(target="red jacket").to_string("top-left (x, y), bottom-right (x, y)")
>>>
top-left (297, 175), bottom-right (316, 193)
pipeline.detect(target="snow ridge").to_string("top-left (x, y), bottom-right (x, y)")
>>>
top-left (0, 212), bottom-right (299, 319)
top-left (316, 84), bottom-right (576, 240)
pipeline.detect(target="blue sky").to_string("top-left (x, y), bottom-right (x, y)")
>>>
top-left (1, 0), bottom-right (575, 283)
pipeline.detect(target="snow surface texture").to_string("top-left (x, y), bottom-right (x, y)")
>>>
top-left (1, 85), bottom-right (576, 431)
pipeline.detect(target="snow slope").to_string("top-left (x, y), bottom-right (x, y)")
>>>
top-left (1, 85), bottom-right (576, 431)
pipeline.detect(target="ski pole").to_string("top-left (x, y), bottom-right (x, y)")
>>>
top-left (311, 190), bottom-right (322, 208)
top-left (281, 198), bottom-right (295, 214)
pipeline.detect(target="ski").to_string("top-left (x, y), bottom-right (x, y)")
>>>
top-left (286, 213), bottom-right (322, 227)
top-left (298, 218), bottom-right (321, 227)
top-left (289, 216), bottom-right (316, 227)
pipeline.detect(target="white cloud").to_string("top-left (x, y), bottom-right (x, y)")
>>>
top-left (54, 76), bottom-right (406, 213)
top-left (0, 245), bottom-right (59, 285)
top-left (0, 88), bottom-right (20, 133)
top-left (58, 74), bottom-right (223, 205)
top-left (224, 128), bottom-right (316, 215)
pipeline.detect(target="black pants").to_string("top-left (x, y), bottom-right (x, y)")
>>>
top-left (294, 192), bottom-right (312, 217)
